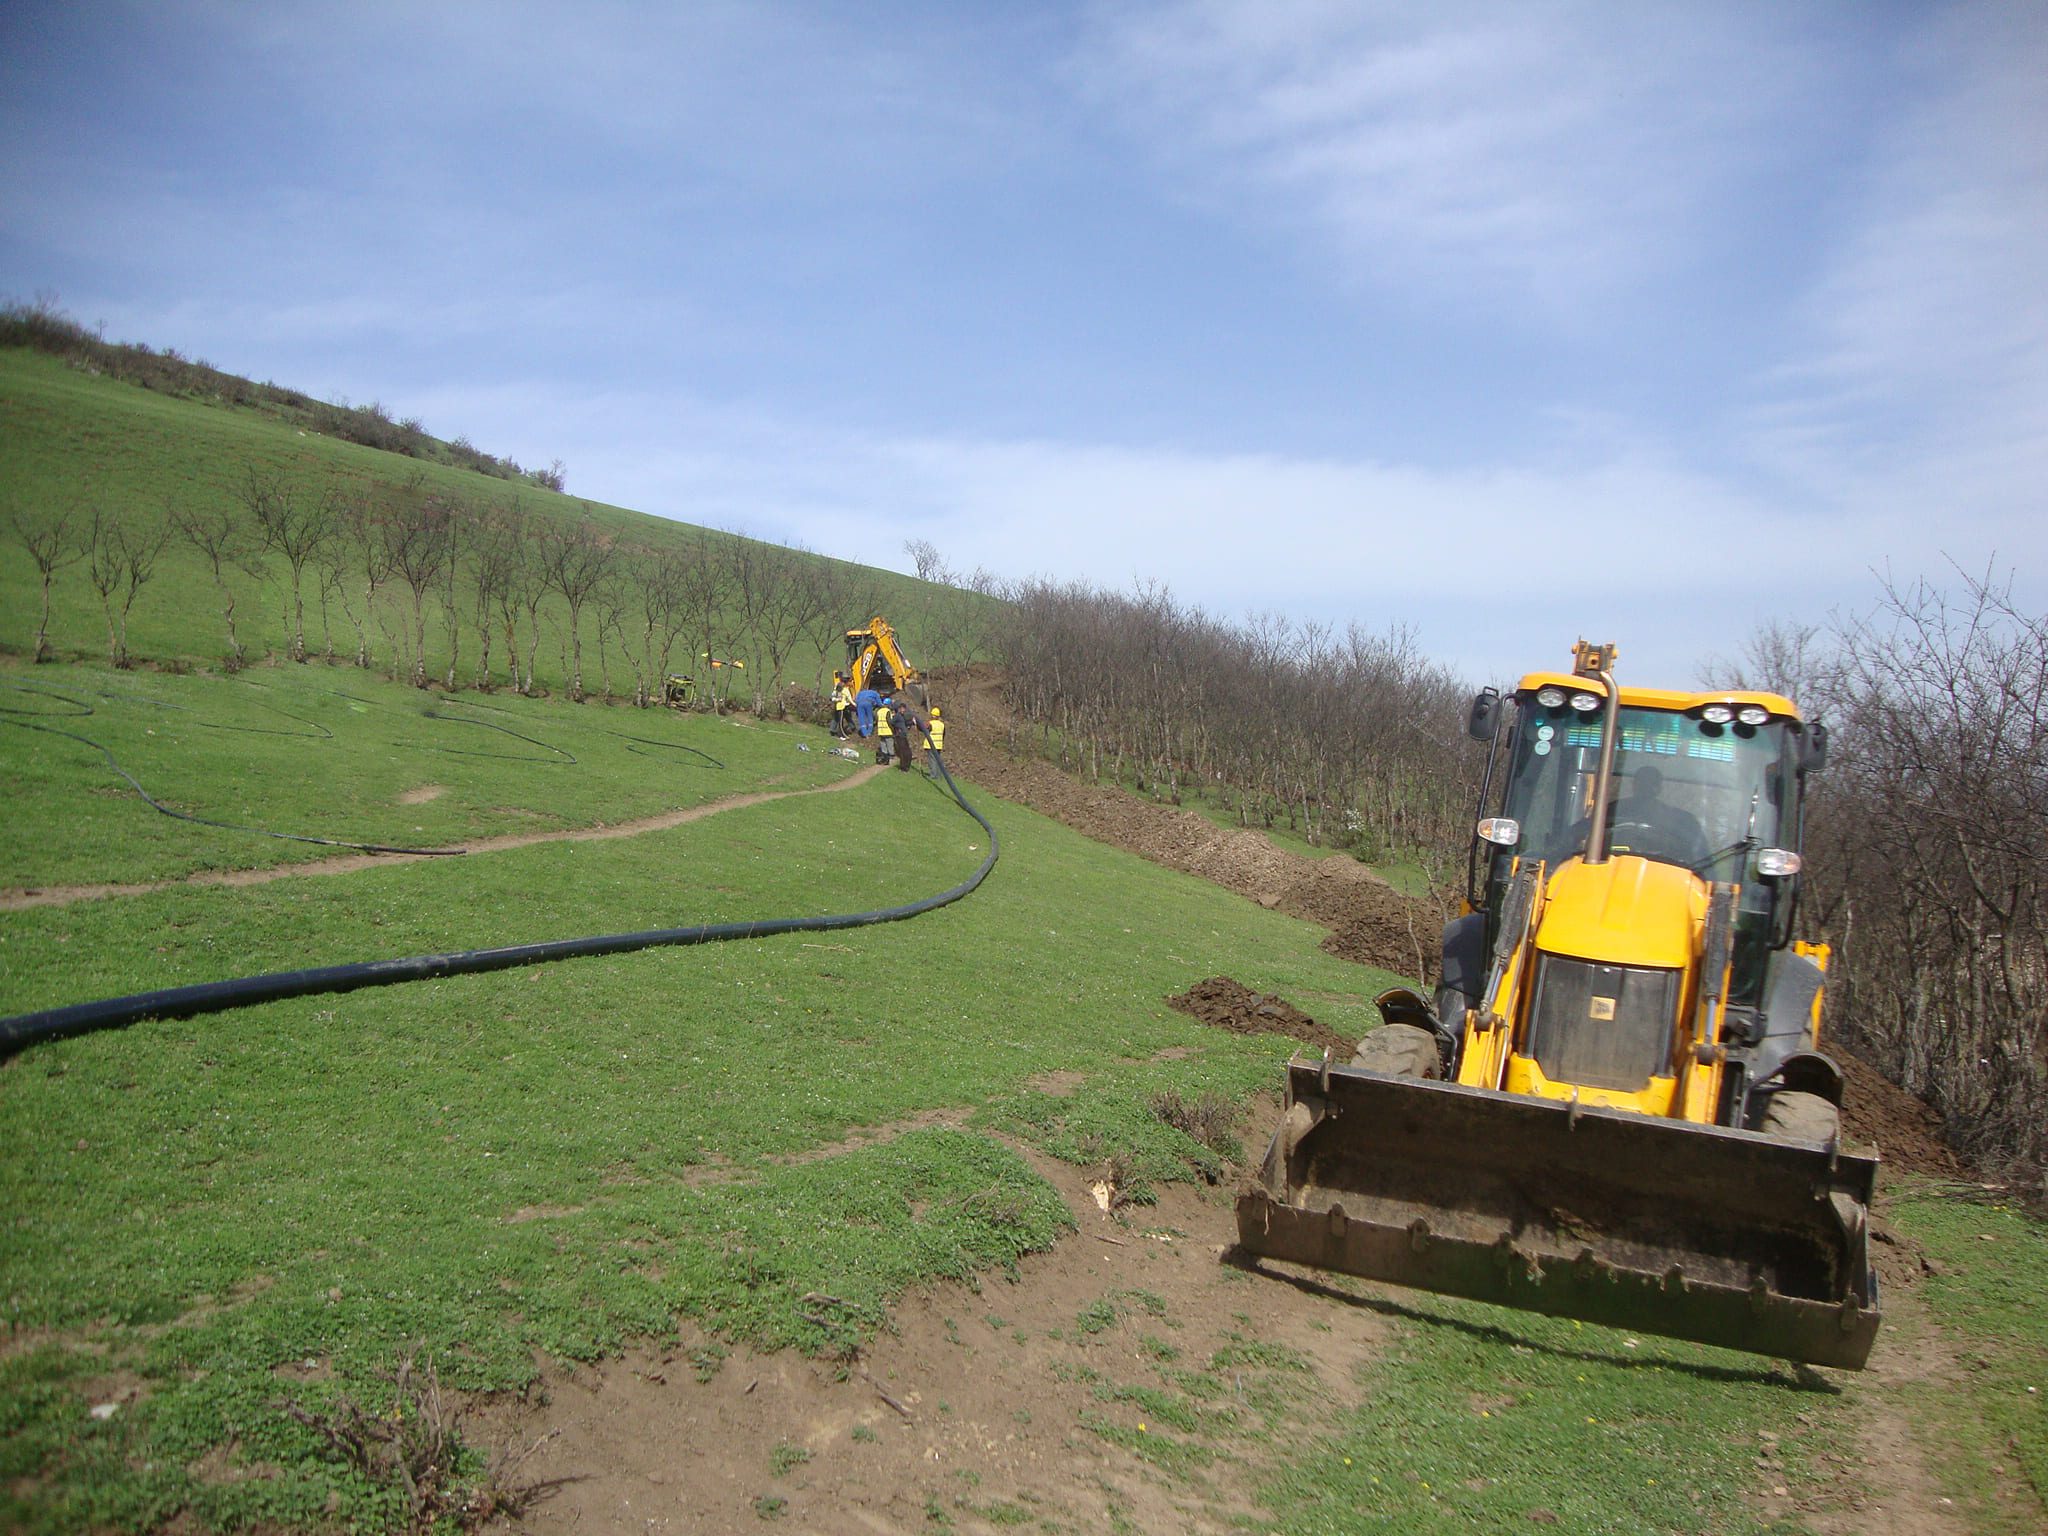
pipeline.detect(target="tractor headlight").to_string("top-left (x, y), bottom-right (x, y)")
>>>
top-left (1535, 686), bottom-right (1565, 708)
top-left (1737, 704), bottom-right (1770, 726)
top-left (1570, 692), bottom-right (1600, 712)
top-left (1756, 848), bottom-right (1802, 877)
top-left (1701, 704), bottom-right (1734, 724)
top-left (1477, 817), bottom-right (1521, 847)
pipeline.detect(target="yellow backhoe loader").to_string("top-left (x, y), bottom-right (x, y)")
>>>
top-left (843, 617), bottom-right (922, 701)
top-left (1236, 641), bottom-right (1880, 1369)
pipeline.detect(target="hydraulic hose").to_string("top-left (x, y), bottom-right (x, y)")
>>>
top-left (0, 756), bottom-right (998, 1055)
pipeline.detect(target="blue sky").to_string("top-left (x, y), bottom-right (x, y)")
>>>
top-left (3, 1), bottom-right (2042, 687)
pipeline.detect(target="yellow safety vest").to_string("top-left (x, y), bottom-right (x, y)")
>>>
top-left (929, 719), bottom-right (945, 750)
top-left (877, 707), bottom-right (893, 737)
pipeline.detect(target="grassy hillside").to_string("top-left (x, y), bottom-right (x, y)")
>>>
top-left (0, 347), bottom-right (985, 696)
top-left (3, 344), bottom-right (2041, 1534)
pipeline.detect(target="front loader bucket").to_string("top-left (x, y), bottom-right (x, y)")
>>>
top-left (1236, 1055), bottom-right (1880, 1369)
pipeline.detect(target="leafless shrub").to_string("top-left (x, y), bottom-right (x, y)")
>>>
top-left (171, 498), bottom-right (262, 668)
top-left (278, 1347), bottom-right (559, 1531)
top-left (988, 577), bottom-right (1481, 887)
top-left (1150, 1090), bottom-right (1242, 1160)
top-left (83, 505), bottom-right (168, 667)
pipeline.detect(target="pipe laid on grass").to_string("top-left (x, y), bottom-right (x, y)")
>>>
top-left (0, 759), bottom-right (996, 1055)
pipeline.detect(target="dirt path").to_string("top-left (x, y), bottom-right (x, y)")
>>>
top-left (479, 1123), bottom-right (1388, 1536)
top-left (0, 766), bottom-right (886, 911)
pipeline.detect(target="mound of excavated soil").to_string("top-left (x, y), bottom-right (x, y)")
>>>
top-left (931, 705), bottom-right (1443, 981)
top-left (1840, 1053), bottom-right (1962, 1180)
top-left (1163, 976), bottom-right (1357, 1059)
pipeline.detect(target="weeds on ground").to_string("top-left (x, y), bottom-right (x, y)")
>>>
top-left (1076, 1289), bottom-right (1168, 1336)
top-left (1255, 1297), bottom-right (1833, 1534)
top-left (1884, 1184), bottom-right (2048, 1528)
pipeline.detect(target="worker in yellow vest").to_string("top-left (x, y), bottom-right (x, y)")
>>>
top-left (875, 695), bottom-right (895, 766)
top-left (924, 706), bottom-right (945, 778)
top-left (830, 673), bottom-right (854, 737)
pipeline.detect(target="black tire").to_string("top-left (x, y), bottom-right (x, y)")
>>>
top-left (1352, 1024), bottom-right (1442, 1079)
top-left (1757, 1090), bottom-right (1839, 1145)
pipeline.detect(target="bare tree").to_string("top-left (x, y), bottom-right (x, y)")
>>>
top-left (676, 527), bottom-right (737, 712)
top-left (537, 509), bottom-right (615, 702)
top-left (323, 482), bottom-right (398, 670)
top-left (628, 540), bottom-right (694, 706)
top-left (83, 506), bottom-right (169, 668)
top-left (904, 537), bottom-right (953, 584)
top-left (4, 496), bottom-right (87, 662)
top-left (171, 500), bottom-right (264, 668)
top-left (468, 498), bottom-right (526, 691)
top-left (435, 498), bottom-right (470, 690)
top-left (1809, 568), bottom-right (2047, 1183)
top-left (378, 481), bottom-right (457, 687)
top-left (1698, 617), bottom-right (1830, 702)
top-left (241, 465), bottom-right (331, 662)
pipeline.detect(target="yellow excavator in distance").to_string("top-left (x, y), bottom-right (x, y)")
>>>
top-left (1236, 641), bottom-right (1881, 1370)
top-left (843, 617), bottom-right (923, 703)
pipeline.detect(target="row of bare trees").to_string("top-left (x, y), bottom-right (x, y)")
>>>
top-left (5, 465), bottom-right (906, 708)
top-left (978, 575), bottom-right (1478, 879)
top-left (1710, 570), bottom-right (2046, 1186)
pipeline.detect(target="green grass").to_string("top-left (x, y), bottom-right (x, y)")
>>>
top-left (1882, 1186), bottom-right (2048, 1527)
top-left (0, 661), bottom-right (846, 888)
top-left (1256, 1299), bottom-right (1829, 1534)
top-left (0, 662), bottom-right (1399, 1529)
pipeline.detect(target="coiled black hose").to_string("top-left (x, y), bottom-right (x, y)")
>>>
top-left (0, 755), bottom-right (996, 1055)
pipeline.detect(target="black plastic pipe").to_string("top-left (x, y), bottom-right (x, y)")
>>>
top-left (0, 759), bottom-right (997, 1055)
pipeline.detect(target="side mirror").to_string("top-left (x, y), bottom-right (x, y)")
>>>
top-left (1803, 723), bottom-right (1829, 773)
top-left (1467, 689), bottom-right (1504, 742)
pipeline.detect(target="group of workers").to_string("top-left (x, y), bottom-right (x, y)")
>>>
top-left (831, 672), bottom-right (944, 774)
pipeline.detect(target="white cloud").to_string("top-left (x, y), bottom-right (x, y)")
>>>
top-left (1075, 0), bottom-right (1812, 318)
top-left (1743, 1), bottom-right (2048, 524)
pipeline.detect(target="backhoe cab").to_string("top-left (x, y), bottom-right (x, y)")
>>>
top-left (1237, 640), bottom-right (1880, 1369)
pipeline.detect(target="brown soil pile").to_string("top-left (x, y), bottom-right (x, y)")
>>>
top-left (1163, 976), bottom-right (1357, 1059)
top-left (932, 679), bottom-right (1442, 981)
top-left (1318, 892), bottom-right (1446, 981)
top-left (1840, 1052), bottom-right (1963, 1179)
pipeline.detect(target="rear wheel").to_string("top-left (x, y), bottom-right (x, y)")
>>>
top-left (1757, 1090), bottom-right (1840, 1145)
top-left (1352, 1024), bottom-right (1442, 1079)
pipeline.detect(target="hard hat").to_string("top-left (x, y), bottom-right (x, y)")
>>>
top-left (931, 706), bottom-right (942, 716)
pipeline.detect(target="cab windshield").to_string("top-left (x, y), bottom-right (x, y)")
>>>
top-left (1500, 700), bottom-right (1793, 876)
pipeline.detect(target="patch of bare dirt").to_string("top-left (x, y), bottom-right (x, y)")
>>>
top-left (473, 1131), bottom-right (1389, 1536)
top-left (1840, 1052), bottom-right (1962, 1182)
